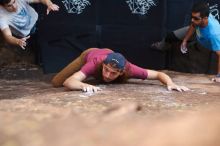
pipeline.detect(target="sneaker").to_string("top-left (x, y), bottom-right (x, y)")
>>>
top-left (151, 41), bottom-right (167, 51)
top-left (151, 40), bottom-right (171, 52)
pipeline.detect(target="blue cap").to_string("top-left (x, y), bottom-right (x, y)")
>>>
top-left (104, 53), bottom-right (126, 70)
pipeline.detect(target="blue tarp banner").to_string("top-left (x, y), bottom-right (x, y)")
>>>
top-left (37, 0), bottom-right (220, 73)
top-left (38, 0), bottom-right (166, 73)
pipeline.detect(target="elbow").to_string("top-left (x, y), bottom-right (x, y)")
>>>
top-left (63, 78), bottom-right (75, 90)
top-left (63, 79), bottom-right (70, 89)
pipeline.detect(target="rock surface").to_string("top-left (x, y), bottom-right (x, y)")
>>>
top-left (0, 66), bottom-right (220, 146)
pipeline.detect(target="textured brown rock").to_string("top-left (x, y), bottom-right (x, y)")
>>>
top-left (0, 67), bottom-right (220, 146)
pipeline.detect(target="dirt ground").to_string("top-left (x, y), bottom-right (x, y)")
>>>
top-left (0, 64), bottom-right (220, 146)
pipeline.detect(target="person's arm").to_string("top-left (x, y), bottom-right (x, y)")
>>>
top-left (180, 24), bottom-right (196, 53)
top-left (30, 0), bottom-right (59, 14)
top-left (182, 24), bottom-right (196, 43)
top-left (126, 63), bottom-right (188, 92)
top-left (63, 71), bottom-right (101, 92)
top-left (212, 51), bottom-right (220, 82)
top-left (2, 27), bottom-right (30, 49)
top-left (217, 51), bottom-right (220, 75)
top-left (147, 69), bottom-right (189, 92)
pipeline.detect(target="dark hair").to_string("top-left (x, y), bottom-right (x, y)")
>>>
top-left (0, 0), bottom-right (11, 5)
top-left (192, 2), bottom-right (210, 18)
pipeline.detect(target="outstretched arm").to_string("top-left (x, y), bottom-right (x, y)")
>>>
top-left (180, 24), bottom-right (196, 53)
top-left (212, 51), bottom-right (220, 82)
top-left (147, 69), bottom-right (189, 92)
top-left (2, 27), bottom-right (30, 49)
top-left (63, 71), bottom-right (101, 92)
top-left (182, 24), bottom-right (196, 42)
top-left (30, 0), bottom-right (59, 14)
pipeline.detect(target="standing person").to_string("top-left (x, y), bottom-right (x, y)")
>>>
top-left (152, 2), bottom-right (220, 82)
top-left (0, 0), bottom-right (59, 49)
top-left (52, 48), bottom-right (189, 93)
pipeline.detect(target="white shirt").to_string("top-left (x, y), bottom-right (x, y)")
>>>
top-left (0, 0), bottom-right (38, 37)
